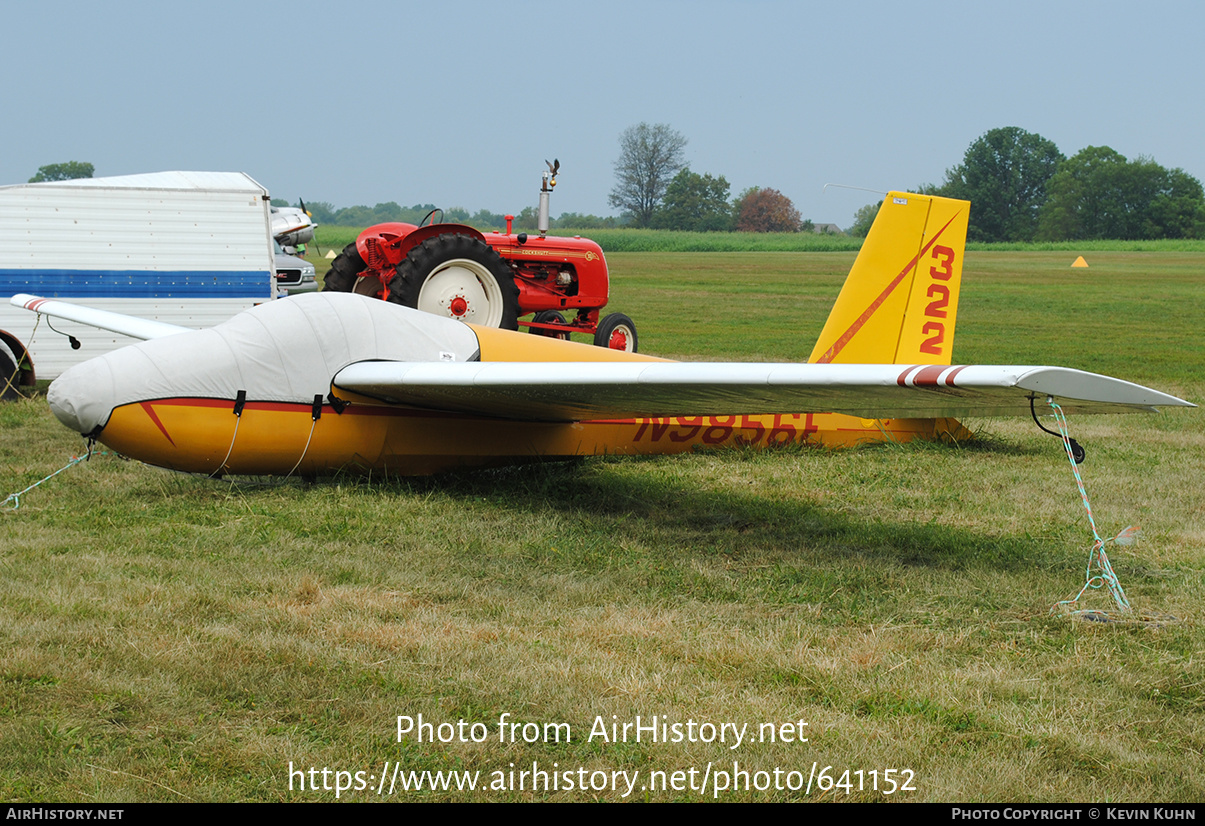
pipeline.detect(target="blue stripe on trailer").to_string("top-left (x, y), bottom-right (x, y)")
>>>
top-left (0, 269), bottom-right (273, 299)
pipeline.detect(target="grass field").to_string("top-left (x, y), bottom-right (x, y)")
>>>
top-left (1, 250), bottom-right (1202, 802)
top-left (309, 225), bottom-right (865, 254)
top-left (311, 224), bottom-right (1205, 255)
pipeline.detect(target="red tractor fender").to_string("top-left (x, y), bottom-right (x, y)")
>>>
top-left (355, 222), bottom-right (486, 272)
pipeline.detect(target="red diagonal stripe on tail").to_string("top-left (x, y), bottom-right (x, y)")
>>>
top-left (815, 211), bottom-right (961, 364)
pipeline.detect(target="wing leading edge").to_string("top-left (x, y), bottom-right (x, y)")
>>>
top-left (333, 361), bottom-right (1194, 422)
top-left (10, 294), bottom-right (191, 341)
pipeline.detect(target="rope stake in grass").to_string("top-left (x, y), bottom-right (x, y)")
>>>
top-left (1046, 398), bottom-right (1134, 618)
top-left (3, 448), bottom-right (113, 511)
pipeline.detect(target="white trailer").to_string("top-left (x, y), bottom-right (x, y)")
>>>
top-left (0, 171), bottom-right (277, 392)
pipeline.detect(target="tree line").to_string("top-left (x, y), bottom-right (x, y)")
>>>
top-left (18, 130), bottom-right (827, 235)
top-left (300, 123), bottom-right (813, 233)
top-left (32, 124), bottom-right (1203, 241)
top-left (848, 127), bottom-right (1205, 241)
top-left (289, 200), bottom-right (631, 231)
top-left (608, 123), bottom-right (811, 232)
top-left (296, 201), bottom-right (506, 229)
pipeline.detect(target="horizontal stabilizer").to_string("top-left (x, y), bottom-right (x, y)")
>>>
top-left (334, 361), bottom-right (1194, 422)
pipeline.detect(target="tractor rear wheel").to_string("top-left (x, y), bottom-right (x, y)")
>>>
top-left (388, 234), bottom-right (519, 330)
top-left (322, 243), bottom-right (366, 293)
top-left (594, 313), bottom-right (638, 352)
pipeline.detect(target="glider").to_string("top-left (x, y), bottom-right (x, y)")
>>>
top-left (11, 192), bottom-right (1192, 477)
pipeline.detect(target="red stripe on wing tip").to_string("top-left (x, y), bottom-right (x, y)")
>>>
top-left (911, 365), bottom-right (949, 386)
top-left (896, 364), bottom-right (968, 388)
top-left (944, 365), bottom-right (969, 387)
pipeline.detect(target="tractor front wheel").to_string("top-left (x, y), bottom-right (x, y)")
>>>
top-left (594, 313), bottom-right (638, 352)
top-left (529, 310), bottom-right (570, 340)
top-left (388, 234), bottom-right (519, 330)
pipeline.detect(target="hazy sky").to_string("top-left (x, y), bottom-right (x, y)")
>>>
top-left (4, 0), bottom-right (1202, 228)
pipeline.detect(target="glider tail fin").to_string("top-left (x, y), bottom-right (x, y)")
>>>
top-left (808, 191), bottom-right (970, 365)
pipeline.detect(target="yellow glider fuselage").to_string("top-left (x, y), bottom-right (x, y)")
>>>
top-left (94, 321), bottom-right (968, 478)
top-left (58, 191), bottom-right (975, 477)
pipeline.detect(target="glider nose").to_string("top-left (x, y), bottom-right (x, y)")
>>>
top-left (47, 358), bottom-right (115, 436)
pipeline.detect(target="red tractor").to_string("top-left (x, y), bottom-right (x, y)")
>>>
top-left (321, 162), bottom-right (638, 351)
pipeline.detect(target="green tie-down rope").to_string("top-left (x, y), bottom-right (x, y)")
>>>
top-left (1046, 399), bottom-right (1175, 625)
top-left (3, 448), bottom-right (113, 511)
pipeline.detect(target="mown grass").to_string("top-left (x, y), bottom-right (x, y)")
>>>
top-left (311, 225), bottom-right (861, 256)
top-left (312, 224), bottom-right (1205, 256)
top-left (1, 251), bottom-right (1202, 802)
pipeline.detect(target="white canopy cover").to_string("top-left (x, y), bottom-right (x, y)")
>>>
top-left (47, 293), bottom-right (481, 434)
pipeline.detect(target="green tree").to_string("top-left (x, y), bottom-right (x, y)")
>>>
top-left (303, 201), bottom-right (338, 224)
top-left (608, 123), bottom-right (688, 227)
top-left (469, 209), bottom-right (508, 230)
top-left (555, 212), bottom-right (619, 230)
top-left (334, 205), bottom-right (376, 226)
top-left (370, 202), bottom-right (406, 223)
top-left (1145, 167), bottom-right (1205, 238)
top-left (516, 205), bottom-right (539, 231)
top-left (1037, 146), bottom-right (1205, 240)
top-left (938, 127), bottom-right (1063, 241)
top-left (651, 168), bottom-right (733, 231)
top-left (847, 200), bottom-right (881, 237)
top-left (29, 161), bottom-right (94, 183)
top-left (734, 187), bottom-right (805, 232)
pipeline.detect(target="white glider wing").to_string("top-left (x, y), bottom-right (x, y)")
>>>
top-left (17, 292), bottom-right (1193, 426)
top-left (10, 294), bottom-right (191, 341)
top-left (333, 361), bottom-right (1194, 422)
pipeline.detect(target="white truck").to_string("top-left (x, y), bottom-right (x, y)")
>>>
top-left (0, 171), bottom-right (280, 396)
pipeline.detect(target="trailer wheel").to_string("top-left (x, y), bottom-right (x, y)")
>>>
top-left (322, 243), bottom-right (366, 293)
top-left (0, 351), bottom-right (20, 402)
top-left (594, 313), bottom-right (638, 352)
top-left (389, 234), bottom-right (519, 330)
top-left (530, 310), bottom-right (570, 340)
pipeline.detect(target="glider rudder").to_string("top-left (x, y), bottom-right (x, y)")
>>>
top-left (809, 192), bottom-right (970, 366)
